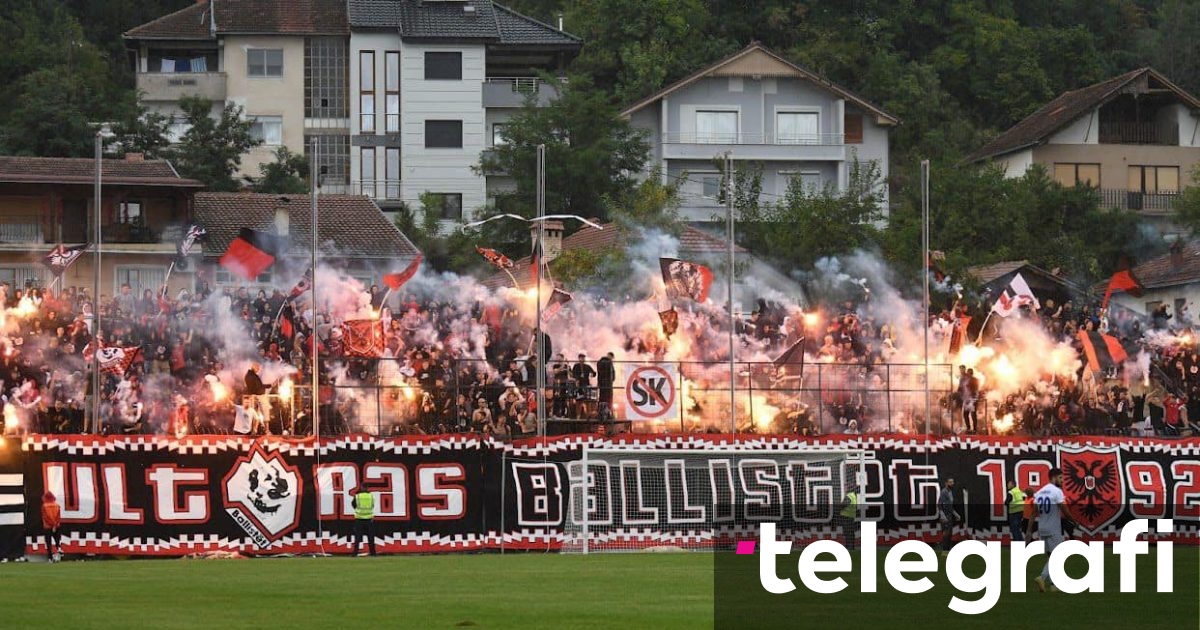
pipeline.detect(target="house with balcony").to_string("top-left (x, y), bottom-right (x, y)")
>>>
top-left (346, 0), bottom-right (580, 220)
top-left (965, 68), bottom-right (1200, 237)
top-left (0, 155), bottom-right (203, 298)
top-left (123, 0), bottom-right (351, 182)
top-left (621, 43), bottom-right (898, 224)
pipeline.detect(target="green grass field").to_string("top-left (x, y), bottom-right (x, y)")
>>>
top-left (0, 550), bottom-right (1194, 629)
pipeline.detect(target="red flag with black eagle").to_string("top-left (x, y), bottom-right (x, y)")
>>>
top-left (383, 254), bottom-right (423, 291)
top-left (659, 307), bottom-right (679, 338)
top-left (341, 319), bottom-right (386, 358)
top-left (1077, 330), bottom-right (1129, 372)
top-left (541, 288), bottom-right (572, 323)
top-left (475, 246), bottom-right (513, 270)
top-left (660, 258), bottom-right (714, 302)
top-left (219, 228), bottom-right (280, 281)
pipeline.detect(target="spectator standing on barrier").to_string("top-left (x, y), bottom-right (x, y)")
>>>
top-left (1005, 480), bottom-right (1025, 542)
top-left (597, 352), bottom-right (615, 420)
top-left (572, 354), bottom-right (596, 401)
top-left (41, 491), bottom-right (61, 562)
top-left (350, 486), bottom-right (377, 557)
top-left (960, 368), bottom-right (979, 434)
top-left (551, 353), bottom-right (571, 417)
top-left (938, 477), bottom-right (961, 556)
top-left (243, 362), bottom-right (270, 435)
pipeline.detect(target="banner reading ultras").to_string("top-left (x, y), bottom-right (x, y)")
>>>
top-left (17, 434), bottom-right (1200, 556)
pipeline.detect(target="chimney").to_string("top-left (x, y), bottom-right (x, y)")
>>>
top-left (274, 197), bottom-right (291, 236)
top-left (531, 220), bottom-right (564, 263)
top-left (124, 152), bottom-right (144, 162)
top-left (557, 13), bottom-right (564, 30)
top-left (1170, 239), bottom-right (1185, 268)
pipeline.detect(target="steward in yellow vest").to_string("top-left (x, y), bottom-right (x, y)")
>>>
top-left (351, 488), bottom-right (378, 556)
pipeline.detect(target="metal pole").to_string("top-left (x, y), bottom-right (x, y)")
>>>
top-left (91, 132), bottom-right (102, 434)
top-left (536, 144), bottom-right (546, 436)
top-left (921, 159), bottom-right (931, 435)
top-left (310, 137), bottom-right (320, 439)
top-left (725, 151), bottom-right (736, 434)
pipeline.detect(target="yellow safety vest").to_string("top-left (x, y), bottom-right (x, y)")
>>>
top-left (354, 492), bottom-right (375, 520)
top-left (1008, 487), bottom-right (1025, 514)
top-left (840, 492), bottom-right (858, 519)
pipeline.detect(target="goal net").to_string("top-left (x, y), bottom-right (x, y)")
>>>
top-left (561, 447), bottom-right (864, 553)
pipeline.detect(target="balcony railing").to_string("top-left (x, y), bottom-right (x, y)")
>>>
top-left (1099, 188), bottom-right (1178, 214)
top-left (136, 72), bottom-right (227, 102)
top-left (100, 223), bottom-right (162, 244)
top-left (1098, 122), bottom-right (1174, 146)
top-left (0, 222), bottom-right (42, 244)
top-left (324, 180), bottom-right (402, 199)
top-left (482, 77), bottom-right (561, 108)
top-left (662, 132), bottom-right (845, 145)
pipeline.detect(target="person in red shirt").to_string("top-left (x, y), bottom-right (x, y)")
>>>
top-left (1164, 394), bottom-right (1185, 436)
top-left (41, 491), bottom-right (62, 562)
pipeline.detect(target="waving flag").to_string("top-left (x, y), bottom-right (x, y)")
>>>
top-left (177, 224), bottom-right (208, 258)
top-left (83, 341), bottom-right (141, 375)
top-left (530, 233), bottom-right (543, 286)
top-left (990, 272), bottom-right (1039, 318)
top-left (341, 319), bottom-right (386, 358)
top-left (1102, 261), bottom-right (1143, 309)
top-left (476, 246), bottom-right (513, 270)
top-left (1078, 330), bottom-right (1128, 372)
top-left (659, 307), bottom-right (679, 338)
top-left (383, 254), bottom-right (422, 291)
top-left (287, 268), bottom-right (313, 301)
top-left (220, 228), bottom-right (280, 281)
top-left (660, 258), bottom-right (714, 303)
top-left (541, 288), bottom-right (572, 323)
top-left (42, 244), bottom-right (88, 277)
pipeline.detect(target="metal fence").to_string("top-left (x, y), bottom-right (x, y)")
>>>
top-left (305, 358), bottom-right (958, 437)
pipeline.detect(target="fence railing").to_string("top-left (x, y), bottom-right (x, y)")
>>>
top-left (1098, 188), bottom-right (1178, 213)
top-left (662, 132), bottom-right (844, 145)
top-left (0, 222), bottom-right (42, 243)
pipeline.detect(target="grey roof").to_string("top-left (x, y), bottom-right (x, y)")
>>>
top-left (494, 4), bottom-right (580, 46)
top-left (349, 0), bottom-right (579, 46)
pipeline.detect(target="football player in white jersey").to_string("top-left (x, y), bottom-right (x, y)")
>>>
top-left (1028, 467), bottom-right (1076, 592)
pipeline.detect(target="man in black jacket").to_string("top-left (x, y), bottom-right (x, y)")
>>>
top-left (597, 352), bottom-right (615, 420)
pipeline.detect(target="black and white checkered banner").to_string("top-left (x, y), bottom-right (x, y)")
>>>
top-left (10, 434), bottom-right (1200, 556)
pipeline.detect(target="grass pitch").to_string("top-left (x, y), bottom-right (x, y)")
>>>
top-left (0, 549), bottom-right (1195, 629)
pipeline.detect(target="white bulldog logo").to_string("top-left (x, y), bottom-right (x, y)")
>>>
top-left (222, 446), bottom-right (302, 547)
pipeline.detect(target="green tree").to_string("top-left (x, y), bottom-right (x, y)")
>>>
top-left (605, 165), bottom-right (683, 234)
top-left (172, 96), bottom-right (261, 191)
top-left (110, 102), bottom-right (172, 159)
top-left (476, 74), bottom-right (650, 225)
top-left (1171, 165), bottom-right (1200, 235)
top-left (254, 147), bottom-right (309, 194)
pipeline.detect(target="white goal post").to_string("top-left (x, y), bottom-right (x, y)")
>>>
top-left (562, 446), bottom-right (868, 554)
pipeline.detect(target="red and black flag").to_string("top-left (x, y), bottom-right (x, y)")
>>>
top-left (1102, 258), bottom-right (1144, 309)
top-left (1078, 330), bottom-right (1129, 372)
top-left (476, 246), bottom-right (513, 270)
top-left (83, 341), bottom-right (141, 376)
top-left (383, 254), bottom-right (422, 291)
top-left (341, 319), bottom-right (386, 358)
top-left (773, 339), bottom-right (806, 367)
top-left (541, 288), bottom-right (572, 323)
top-left (279, 304), bottom-right (298, 340)
top-left (531, 233), bottom-right (543, 286)
top-left (43, 243), bottom-right (88, 277)
top-left (219, 228), bottom-right (280, 281)
top-left (287, 267), bottom-right (313, 301)
top-left (177, 224), bottom-right (208, 258)
top-left (660, 258), bottom-right (714, 302)
top-left (659, 307), bottom-right (679, 338)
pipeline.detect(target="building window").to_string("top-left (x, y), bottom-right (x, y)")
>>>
top-left (844, 113), bottom-right (863, 144)
top-left (695, 110), bottom-right (737, 143)
top-left (1053, 163), bottom-right (1100, 187)
top-left (427, 193), bottom-right (463, 221)
top-left (492, 123), bottom-right (508, 147)
top-left (385, 148), bottom-right (401, 199)
top-left (359, 51), bottom-right (375, 133)
top-left (361, 147), bottom-right (376, 197)
top-left (305, 37), bottom-right (348, 119)
top-left (425, 120), bottom-right (463, 148)
top-left (700, 174), bottom-right (721, 199)
top-left (1128, 165), bottom-right (1179, 193)
top-left (117, 201), bottom-right (143, 225)
top-left (215, 268), bottom-right (272, 286)
top-left (0, 266), bottom-right (39, 290)
top-left (249, 116), bottom-right (283, 145)
top-left (247, 48), bottom-right (284, 77)
top-left (306, 134), bottom-right (350, 187)
top-left (424, 52), bottom-right (462, 80)
top-left (385, 51), bottom-right (400, 133)
top-left (777, 111), bottom-right (819, 144)
top-left (115, 266), bottom-right (167, 296)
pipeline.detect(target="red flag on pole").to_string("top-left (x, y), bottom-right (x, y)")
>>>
top-left (383, 254), bottom-right (423, 290)
top-left (1102, 269), bottom-right (1143, 309)
top-left (219, 228), bottom-right (280, 280)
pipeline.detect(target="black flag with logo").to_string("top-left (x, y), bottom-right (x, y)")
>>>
top-left (42, 244), bottom-right (89, 277)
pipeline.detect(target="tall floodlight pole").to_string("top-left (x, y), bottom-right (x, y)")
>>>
top-left (921, 159), bottom-right (931, 435)
top-left (535, 144), bottom-right (547, 436)
top-left (725, 151), bottom-right (736, 434)
top-left (91, 132), bottom-right (103, 434)
top-left (310, 138), bottom-right (320, 439)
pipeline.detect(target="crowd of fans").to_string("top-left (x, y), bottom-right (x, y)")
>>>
top-left (0, 277), bottom-right (1195, 439)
